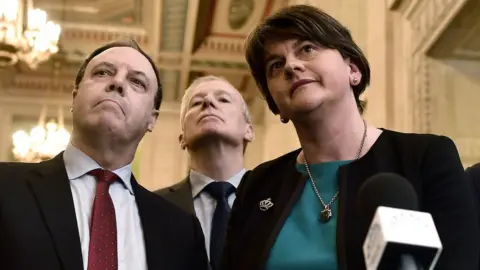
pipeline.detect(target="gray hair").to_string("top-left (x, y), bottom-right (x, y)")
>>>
top-left (179, 75), bottom-right (252, 129)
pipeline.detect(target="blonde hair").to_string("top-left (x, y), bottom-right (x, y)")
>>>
top-left (179, 75), bottom-right (252, 129)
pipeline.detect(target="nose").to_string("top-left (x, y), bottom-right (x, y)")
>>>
top-left (106, 73), bottom-right (126, 95)
top-left (284, 57), bottom-right (305, 78)
top-left (201, 95), bottom-right (217, 109)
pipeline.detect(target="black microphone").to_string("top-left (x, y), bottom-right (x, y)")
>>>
top-left (358, 173), bottom-right (442, 270)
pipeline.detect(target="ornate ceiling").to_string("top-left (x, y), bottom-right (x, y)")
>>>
top-left (0, 0), bottom-right (288, 124)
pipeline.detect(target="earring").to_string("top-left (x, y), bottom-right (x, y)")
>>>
top-left (280, 118), bottom-right (289, 124)
top-left (352, 78), bottom-right (358, 84)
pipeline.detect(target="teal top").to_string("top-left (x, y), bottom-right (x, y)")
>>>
top-left (265, 160), bottom-right (351, 270)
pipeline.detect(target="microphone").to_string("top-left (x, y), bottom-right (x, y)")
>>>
top-left (359, 173), bottom-right (442, 270)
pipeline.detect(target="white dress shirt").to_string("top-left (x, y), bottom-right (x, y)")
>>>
top-left (63, 143), bottom-right (147, 270)
top-left (189, 168), bottom-right (246, 260)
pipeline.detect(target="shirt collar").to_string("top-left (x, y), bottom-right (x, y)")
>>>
top-left (63, 143), bottom-right (134, 194)
top-left (189, 168), bottom-right (246, 198)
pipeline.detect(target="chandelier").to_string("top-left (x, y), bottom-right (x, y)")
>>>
top-left (0, 0), bottom-right (61, 68)
top-left (12, 105), bottom-right (70, 162)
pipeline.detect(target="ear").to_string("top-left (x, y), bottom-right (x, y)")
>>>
top-left (348, 62), bottom-right (362, 86)
top-left (178, 133), bottom-right (187, 150)
top-left (146, 109), bottom-right (159, 132)
top-left (71, 88), bottom-right (78, 111)
top-left (243, 123), bottom-right (255, 142)
top-left (72, 88), bottom-right (78, 101)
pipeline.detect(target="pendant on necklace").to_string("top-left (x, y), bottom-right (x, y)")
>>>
top-left (319, 207), bottom-right (332, 223)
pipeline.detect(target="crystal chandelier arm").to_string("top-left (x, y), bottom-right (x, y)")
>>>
top-left (38, 104), bottom-right (47, 126)
top-left (53, 61), bottom-right (64, 128)
top-left (57, 105), bottom-right (64, 128)
top-left (1, 0), bottom-right (61, 68)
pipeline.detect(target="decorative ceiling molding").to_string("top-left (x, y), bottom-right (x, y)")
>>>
top-left (62, 23), bottom-right (148, 45)
top-left (1, 0), bottom-right (286, 127)
top-left (35, 0), bottom-right (144, 26)
top-left (159, 0), bottom-right (189, 52)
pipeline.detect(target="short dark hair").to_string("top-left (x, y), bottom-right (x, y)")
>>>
top-left (245, 5), bottom-right (370, 114)
top-left (74, 39), bottom-right (163, 110)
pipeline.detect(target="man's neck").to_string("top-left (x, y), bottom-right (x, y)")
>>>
top-left (188, 144), bottom-right (244, 181)
top-left (70, 132), bottom-right (138, 171)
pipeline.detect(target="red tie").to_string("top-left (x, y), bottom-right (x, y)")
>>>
top-left (87, 169), bottom-right (118, 270)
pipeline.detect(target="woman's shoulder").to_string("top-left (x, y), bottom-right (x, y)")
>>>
top-left (239, 149), bottom-right (301, 193)
top-left (380, 128), bottom-right (457, 151)
top-left (250, 148), bottom-right (302, 175)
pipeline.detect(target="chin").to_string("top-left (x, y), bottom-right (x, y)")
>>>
top-left (86, 116), bottom-right (124, 133)
top-left (195, 128), bottom-right (224, 139)
top-left (290, 99), bottom-right (324, 114)
top-left (188, 130), bottom-right (237, 148)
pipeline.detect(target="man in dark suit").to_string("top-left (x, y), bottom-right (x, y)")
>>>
top-left (466, 163), bottom-right (480, 216)
top-left (156, 75), bottom-right (254, 270)
top-left (0, 40), bottom-right (208, 270)
top-left (466, 162), bottom-right (480, 270)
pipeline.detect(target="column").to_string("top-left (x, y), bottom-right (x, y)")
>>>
top-left (363, 0), bottom-right (388, 128)
top-left (262, 105), bottom-right (300, 161)
top-left (136, 101), bottom-right (189, 190)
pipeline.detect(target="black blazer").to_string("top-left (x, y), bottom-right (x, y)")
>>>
top-left (466, 163), bottom-right (480, 220)
top-left (0, 154), bottom-right (209, 270)
top-left (221, 129), bottom-right (479, 270)
top-left (466, 163), bottom-right (480, 240)
top-left (155, 177), bottom-right (195, 214)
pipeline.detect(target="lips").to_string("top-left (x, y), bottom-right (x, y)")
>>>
top-left (290, 79), bottom-right (316, 95)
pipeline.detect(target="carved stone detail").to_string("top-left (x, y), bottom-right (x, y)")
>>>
top-left (401, 0), bottom-right (468, 133)
top-left (409, 0), bottom-right (466, 54)
top-left (159, 0), bottom-right (189, 52)
top-left (411, 52), bottom-right (431, 133)
top-left (63, 28), bottom-right (148, 46)
top-left (197, 37), bottom-right (246, 56)
top-left (1, 75), bottom-right (73, 95)
top-left (156, 56), bottom-right (183, 66)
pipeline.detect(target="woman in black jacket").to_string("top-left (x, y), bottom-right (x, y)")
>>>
top-left (220, 5), bottom-right (479, 270)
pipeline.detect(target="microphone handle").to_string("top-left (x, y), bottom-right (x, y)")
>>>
top-left (398, 254), bottom-right (424, 270)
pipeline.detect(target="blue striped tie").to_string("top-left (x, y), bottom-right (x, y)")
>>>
top-left (203, 181), bottom-right (236, 270)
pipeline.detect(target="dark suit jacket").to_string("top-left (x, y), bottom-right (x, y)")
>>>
top-left (466, 162), bottom-right (480, 270)
top-left (155, 177), bottom-right (195, 214)
top-left (0, 154), bottom-right (209, 270)
top-left (221, 129), bottom-right (479, 270)
top-left (466, 163), bottom-right (480, 221)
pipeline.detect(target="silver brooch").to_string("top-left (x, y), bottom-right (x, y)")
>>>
top-left (259, 198), bottom-right (274, 211)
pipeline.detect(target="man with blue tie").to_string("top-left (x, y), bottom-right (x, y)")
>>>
top-left (156, 75), bottom-right (254, 270)
top-left (0, 40), bottom-right (208, 270)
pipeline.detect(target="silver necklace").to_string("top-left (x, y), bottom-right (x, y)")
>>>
top-left (303, 119), bottom-right (367, 223)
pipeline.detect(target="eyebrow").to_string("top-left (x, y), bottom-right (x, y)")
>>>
top-left (264, 40), bottom-right (304, 65)
top-left (264, 54), bottom-right (279, 66)
top-left (189, 89), bottom-right (234, 103)
top-left (91, 61), bottom-right (116, 71)
top-left (91, 61), bottom-right (151, 88)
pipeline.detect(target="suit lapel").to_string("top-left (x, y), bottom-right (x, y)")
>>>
top-left (256, 155), bottom-right (308, 267)
top-left (165, 177), bottom-right (195, 214)
top-left (131, 175), bottom-right (165, 270)
top-left (27, 153), bottom-right (83, 270)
